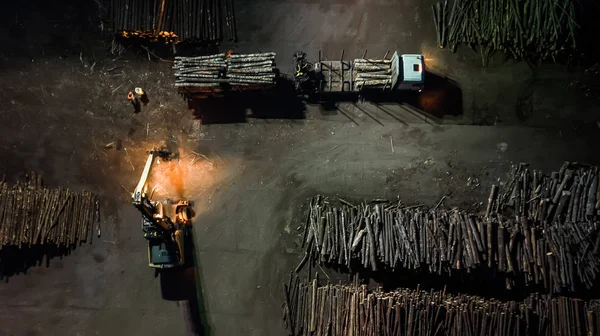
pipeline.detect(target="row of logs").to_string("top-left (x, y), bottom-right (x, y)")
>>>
top-left (283, 273), bottom-right (600, 336)
top-left (110, 0), bottom-right (237, 43)
top-left (296, 162), bottom-right (600, 293)
top-left (174, 52), bottom-right (277, 89)
top-left (173, 53), bottom-right (226, 89)
top-left (353, 59), bottom-right (394, 90)
top-left (492, 162), bottom-right (599, 224)
top-left (0, 173), bottom-right (99, 248)
top-left (432, 0), bottom-right (579, 65)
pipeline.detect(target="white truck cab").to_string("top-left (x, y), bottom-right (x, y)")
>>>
top-left (392, 53), bottom-right (425, 91)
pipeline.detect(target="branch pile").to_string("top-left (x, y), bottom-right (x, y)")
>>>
top-left (296, 162), bottom-right (600, 293)
top-left (432, 0), bottom-right (580, 64)
top-left (283, 273), bottom-right (600, 336)
top-left (353, 59), bottom-right (393, 90)
top-left (174, 52), bottom-right (277, 90)
top-left (0, 173), bottom-right (99, 248)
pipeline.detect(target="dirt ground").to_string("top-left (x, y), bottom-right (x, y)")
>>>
top-left (0, 0), bottom-right (599, 335)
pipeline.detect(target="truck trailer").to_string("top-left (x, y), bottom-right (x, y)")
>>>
top-left (175, 50), bottom-right (425, 99)
top-left (294, 51), bottom-right (425, 95)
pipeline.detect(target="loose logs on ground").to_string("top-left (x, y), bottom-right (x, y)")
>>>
top-left (0, 173), bottom-right (99, 248)
top-left (490, 162), bottom-right (600, 292)
top-left (283, 273), bottom-right (600, 336)
top-left (174, 52), bottom-right (277, 91)
top-left (432, 0), bottom-right (580, 64)
top-left (109, 0), bottom-right (238, 43)
top-left (297, 162), bottom-right (600, 294)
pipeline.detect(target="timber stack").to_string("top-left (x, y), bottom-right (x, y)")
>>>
top-left (0, 173), bottom-right (99, 248)
top-left (174, 53), bottom-right (227, 90)
top-left (296, 162), bottom-right (600, 294)
top-left (283, 273), bottom-right (600, 336)
top-left (353, 58), bottom-right (393, 90)
top-left (174, 52), bottom-right (277, 93)
top-left (109, 0), bottom-right (237, 43)
top-left (432, 0), bottom-right (580, 65)
top-left (225, 52), bottom-right (277, 87)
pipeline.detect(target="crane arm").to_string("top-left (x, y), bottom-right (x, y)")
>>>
top-left (130, 148), bottom-right (191, 268)
top-left (132, 151), bottom-right (155, 205)
top-left (131, 150), bottom-right (174, 232)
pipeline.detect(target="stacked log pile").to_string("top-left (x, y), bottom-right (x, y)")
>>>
top-left (174, 52), bottom-right (277, 90)
top-left (173, 53), bottom-right (226, 88)
top-left (0, 173), bottom-right (99, 248)
top-left (109, 0), bottom-right (237, 42)
top-left (296, 162), bottom-right (600, 293)
top-left (353, 59), bottom-right (393, 90)
top-left (225, 52), bottom-right (277, 86)
top-left (283, 273), bottom-right (600, 336)
top-left (432, 0), bottom-right (580, 64)
top-left (491, 162), bottom-right (600, 292)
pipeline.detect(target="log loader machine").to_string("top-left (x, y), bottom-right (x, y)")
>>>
top-left (132, 148), bottom-right (192, 268)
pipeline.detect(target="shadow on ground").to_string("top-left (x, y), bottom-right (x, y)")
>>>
top-left (415, 71), bottom-right (463, 118)
top-left (159, 229), bottom-right (211, 336)
top-left (186, 76), bottom-right (306, 124)
top-left (0, 244), bottom-right (75, 280)
top-left (313, 71), bottom-right (463, 123)
top-left (316, 256), bottom-right (600, 303)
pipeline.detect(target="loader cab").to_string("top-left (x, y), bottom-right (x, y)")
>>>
top-left (395, 54), bottom-right (425, 91)
top-left (142, 215), bottom-right (180, 269)
top-left (148, 237), bottom-right (180, 268)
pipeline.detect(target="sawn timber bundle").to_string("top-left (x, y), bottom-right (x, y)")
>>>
top-left (283, 273), bottom-right (600, 336)
top-left (296, 162), bottom-right (600, 294)
top-left (0, 173), bottom-right (99, 248)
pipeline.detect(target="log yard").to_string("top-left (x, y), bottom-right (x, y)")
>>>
top-left (0, 0), bottom-right (599, 335)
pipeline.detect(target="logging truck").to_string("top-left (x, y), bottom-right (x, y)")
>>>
top-left (294, 51), bottom-right (425, 95)
top-left (174, 50), bottom-right (425, 98)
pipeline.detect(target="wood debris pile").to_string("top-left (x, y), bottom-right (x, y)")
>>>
top-left (174, 52), bottom-right (277, 91)
top-left (0, 173), bottom-right (99, 248)
top-left (432, 0), bottom-right (580, 64)
top-left (297, 162), bottom-right (600, 293)
top-left (283, 273), bottom-right (600, 336)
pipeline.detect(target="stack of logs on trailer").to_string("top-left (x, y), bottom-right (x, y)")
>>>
top-left (174, 52), bottom-right (277, 95)
top-left (0, 173), bottom-right (99, 248)
top-left (283, 273), bottom-right (600, 336)
top-left (353, 58), bottom-right (393, 90)
top-left (109, 0), bottom-right (237, 43)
